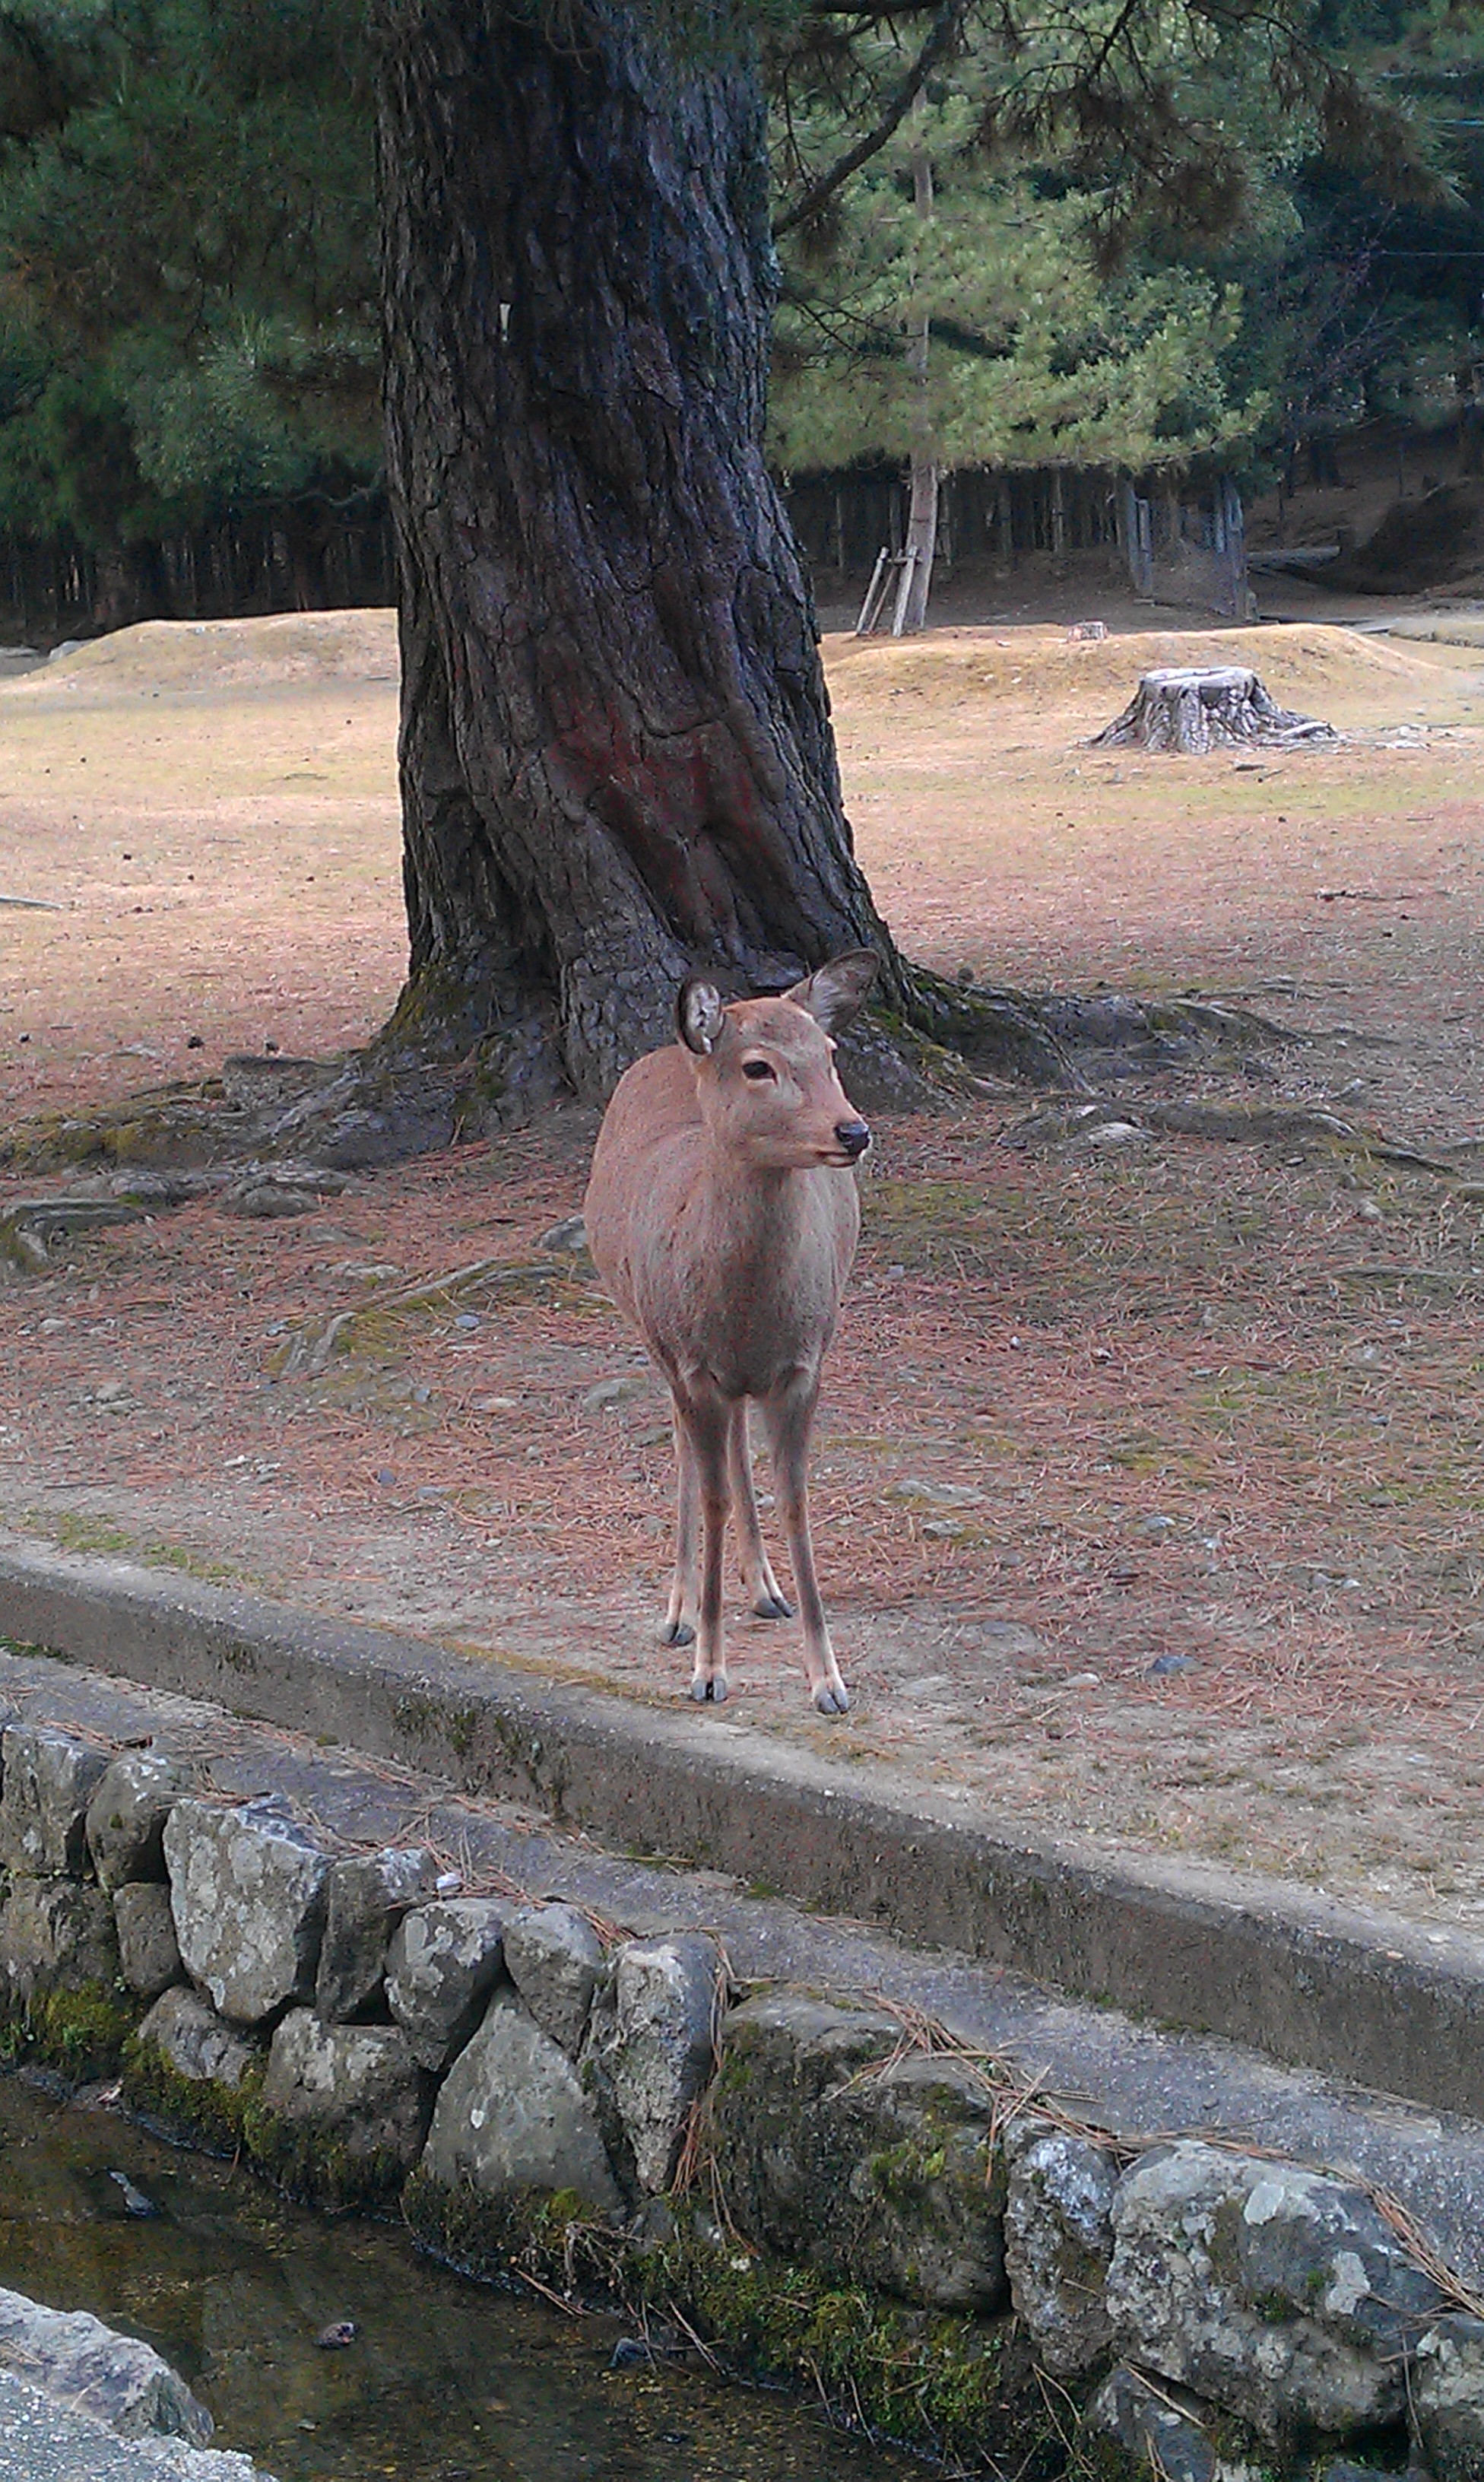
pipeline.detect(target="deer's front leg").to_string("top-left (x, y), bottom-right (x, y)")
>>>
top-left (728, 1402), bottom-right (793, 1620)
top-left (674, 1387), bottom-right (732, 1703)
top-left (659, 1397), bottom-right (700, 1647)
top-left (763, 1371), bottom-right (848, 1715)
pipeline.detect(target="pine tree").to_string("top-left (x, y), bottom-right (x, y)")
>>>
top-left (0, 0), bottom-right (379, 567)
top-left (368, 0), bottom-right (1439, 1106)
top-left (768, 21), bottom-right (1296, 626)
top-left (771, 124), bottom-right (1262, 475)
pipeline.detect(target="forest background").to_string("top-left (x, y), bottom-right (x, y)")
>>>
top-left (0, 0), bottom-right (1479, 636)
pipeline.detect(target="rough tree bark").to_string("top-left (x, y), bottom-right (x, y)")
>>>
top-left (373, 0), bottom-right (917, 1114)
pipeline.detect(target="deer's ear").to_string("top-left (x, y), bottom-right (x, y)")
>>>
top-left (785, 948), bottom-right (880, 1036)
top-left (677, 977), bottom-right (727, 1055)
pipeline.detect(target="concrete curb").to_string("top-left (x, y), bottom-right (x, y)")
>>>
top-left (0, 1529), bottom-right (1479, 2119)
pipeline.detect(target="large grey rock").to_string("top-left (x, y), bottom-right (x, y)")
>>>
top-left (1004, 2116), bottom-right (1118, 2376)
top-left (0, 1728), bottom-right (109, 1876)
top-left (163, 1799), bottom-right (329, 2025)
top-left (708, 1990), bottom-right (899, 2249)
top-left (0, 1876), bottom-right (118, 2007)
top-left (385, 1896), bottom-right (511, 2070)
top-left (1413, 2313), bottom-right (1484, 2480)
top-left (1105, 2138), bottom-right (1444, 2444)
top-left (86, 1750), bottom-right (192, 1892)
top-left (585, 1935), bottom-right (721, 2195)
top-left (1085, 2363), bottom-right (1219, 2482)
top-left (114, 1883), bottom-right (185, 2001)
top-left (0, 2282), bottom-right (212, 2443)
top-left (314, 1846), bottom-right (436, 2023)
top-left (709, 1990), bottom-right (1007, 2311)
top-left (421, 1989), bottom-right (623, 2220)
top-left (261, 2009), bottom-right (432, 2176)
top-left (504, 1903), bottom-right (604, 2057)
top-left (0, 2365), bottom-right (269, 2478)
top-left (135, 1988), bottom-right (259, 2091)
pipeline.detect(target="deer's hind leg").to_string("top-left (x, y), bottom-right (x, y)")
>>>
top-left (728, 1402), bottom-right (793, 1620)
top-left (659, 1396), bottom-right (701, 1648)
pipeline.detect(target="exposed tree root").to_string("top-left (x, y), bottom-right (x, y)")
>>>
top-left (0, 1161), bottom-right (354, 1278)
top-left (0, 972), bottom-right (1305, 1196)
top-left (5, 968), bottom-right (1461, 1280)
top-left (1003, 1096), bottom-right (1484, 1201)
top-left (270, 1251), bottom-right (584, 1380)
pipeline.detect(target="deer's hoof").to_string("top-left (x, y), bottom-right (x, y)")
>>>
top-left (751, 1592), bottom-right (794, 1621)
top-left (661, 1618), bottom-right (696, 1647)
top-left (813, 1680), bottom-right (850, 1716)
top-left (689, 1674), bottom-right (728, 1704)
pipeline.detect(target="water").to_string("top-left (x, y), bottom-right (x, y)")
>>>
top-left (0, 2072), bottom-right (916, 2482)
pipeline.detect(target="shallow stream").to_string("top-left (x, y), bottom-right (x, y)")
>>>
top-left (0, 2071), bottom-right (913, 2482)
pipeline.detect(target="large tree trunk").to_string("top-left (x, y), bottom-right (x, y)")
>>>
top-left (373, 0), bottom-right (903, 1110)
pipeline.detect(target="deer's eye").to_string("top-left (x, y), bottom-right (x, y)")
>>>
top-left (742, 1058), bottom-right (777, 1083)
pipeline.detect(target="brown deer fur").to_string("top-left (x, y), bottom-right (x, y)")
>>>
top-left (583, 951), bottom-right (878, 1712)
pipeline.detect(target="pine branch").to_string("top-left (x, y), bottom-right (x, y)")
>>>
top-left (0, 5), bottom-right (109, 143)
top-left (772, 0), bottom-right (964, 240)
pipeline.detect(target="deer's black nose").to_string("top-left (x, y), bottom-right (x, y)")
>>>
top-left (836, 1119), bottom-right (870, 1160)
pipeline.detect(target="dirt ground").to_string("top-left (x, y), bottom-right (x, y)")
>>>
top-left (2, 607), bottom-right (1484, 1934)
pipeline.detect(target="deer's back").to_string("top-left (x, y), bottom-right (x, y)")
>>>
top-left (585, 1049), bottom-right (702, 1322)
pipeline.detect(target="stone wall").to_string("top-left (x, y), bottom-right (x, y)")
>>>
top-left (2, 1719), bottom-right (1479, 2482)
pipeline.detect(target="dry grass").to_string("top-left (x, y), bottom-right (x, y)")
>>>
top-left (2, 611), bottom-right (1483, 1930)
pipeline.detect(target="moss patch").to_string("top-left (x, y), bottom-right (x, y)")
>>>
top-left (123, 2035), bottom-right (410, 2211)
top-left (15, 1509), bottom-right (251, 1587)
top-left (404, 2166), bottom-right (607, 2280)
top-left (639, 2224), bottom-right (1054, 2472)
top-left (0, 1090), bottom-right (227, 1177)
top-left (404, 2166), bottom-right (1058, 2474)
top-left (122, 2029), bottom-right (264, 2158)
top-left (239, 2101), bottom-right (415, 2214)
top-left (0, 1981), bottom-right (140, 2081)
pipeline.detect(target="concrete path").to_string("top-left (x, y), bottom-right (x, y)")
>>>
top-left (2, 1617), bottom-right (1484, 2290)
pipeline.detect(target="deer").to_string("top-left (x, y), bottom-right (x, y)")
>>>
top-left (583, 950), bottom-right (879, 1715)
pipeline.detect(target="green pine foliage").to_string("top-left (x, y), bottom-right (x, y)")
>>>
top-left (0, 0), bottom-right (1475, 577)
top-left (767, 0), bottom-right (1479, 487)
top-left (0, 0), bottom-right (378, 548)
top-left (1238, 0), bottom-right (1484, 471)
top-left (769, 87), bottom-right (1267, 477)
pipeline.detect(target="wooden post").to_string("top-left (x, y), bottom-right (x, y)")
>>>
top-left (855, 549), bottom-right (890, 636)
top-left (1219, 476), bottom-right (1248, 620)
top-left (1117, 478), bottom-right (1154, 597)
top-left (992, 478), bottom-right (1010, 573)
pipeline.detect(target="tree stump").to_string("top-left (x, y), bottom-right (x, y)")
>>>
top-left (1091, 668), bottom-right (1337, 755)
